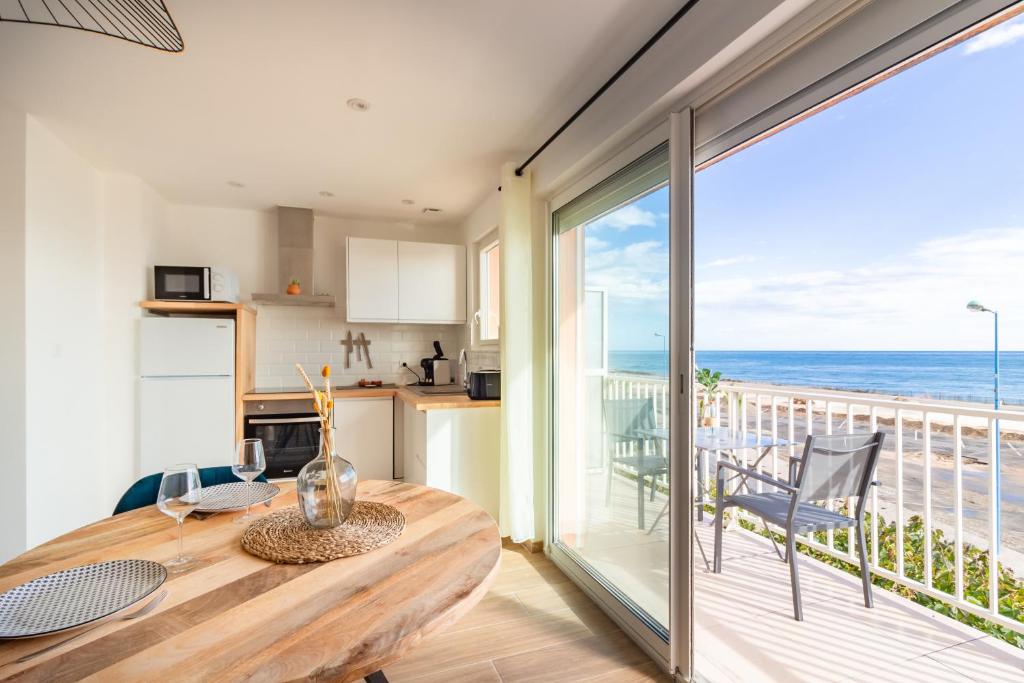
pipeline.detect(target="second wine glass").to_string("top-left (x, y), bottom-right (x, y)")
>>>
top-left (233, 438), bottom-right (266, 524)
top-left (156, 463), bottom-right (202, 572)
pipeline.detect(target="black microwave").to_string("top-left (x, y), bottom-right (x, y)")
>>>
top-left (154, 266), bottom-right (240, 302)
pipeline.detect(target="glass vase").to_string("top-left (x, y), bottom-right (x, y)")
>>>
top-left (296, 428), bottom-right (357, 529)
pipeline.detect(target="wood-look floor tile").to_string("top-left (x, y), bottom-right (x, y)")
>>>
top-left (491, 630), bottom-right (664, 682)
top-left (383, 660), bottom-right (503, 683)
top-left (441, 591), bottom-right (529, 634)
top-left (515, 581), bottom-right (620, 635)
top-left (489, 560), bottom-right (573, 595)
top-left (581, 660), bottom-right (673, 682)
top-left (383, 607), bottom-right (593, 680)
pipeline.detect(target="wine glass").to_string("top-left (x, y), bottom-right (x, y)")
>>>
top-left (156, 463), bottom-right (202, 571)
top-left (233, 438), bottom-right (266, 523)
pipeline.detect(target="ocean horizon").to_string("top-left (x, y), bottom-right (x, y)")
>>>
top-left (607, 350), bottom-right (1024, 406)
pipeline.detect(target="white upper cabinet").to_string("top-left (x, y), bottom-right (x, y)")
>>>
top-left (346, 238), bottom-right (399, 322)
top-left (398, 241), bottom-right (466, 324)
top-left (346, 237), bottom-right (466, 324)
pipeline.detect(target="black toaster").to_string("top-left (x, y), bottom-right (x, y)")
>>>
top-left (467, 370), bottom-right (500, 400)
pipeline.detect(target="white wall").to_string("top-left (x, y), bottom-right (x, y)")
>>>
top-left (0, 102), bottom-right (28, 562)
top-left (24, 116), bottom-right (105, 547)
top-left (0, 116), bottom-right (169, 558)
top-left (101, 174), bottom-right (167, 507)
top-left (158, 205), bottom-right (277, 297)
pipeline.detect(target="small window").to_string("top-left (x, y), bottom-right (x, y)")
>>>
top-left (477, 237), bottom-right (500, 342)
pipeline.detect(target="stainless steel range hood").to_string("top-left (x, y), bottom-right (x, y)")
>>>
top-left (251, 206), bottom-right (335, 307)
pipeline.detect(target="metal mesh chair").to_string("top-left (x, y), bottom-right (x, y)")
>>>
top-left (603, 397), bottom-right (667, 528)
top-left (713, 432), bottom-right (884, 620)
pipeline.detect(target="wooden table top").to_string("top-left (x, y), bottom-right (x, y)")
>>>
top-left (0, 480), bottom-right (501, 682)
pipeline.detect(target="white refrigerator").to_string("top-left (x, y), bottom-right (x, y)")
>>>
top-left (140, 317), bottom-right (235, 475)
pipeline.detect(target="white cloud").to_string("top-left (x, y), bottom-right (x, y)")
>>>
top-left (587, 204), bottom-right (658, 231)
top-left (585, 235), bottom-right (610, 251)
top-left (585, 240), bottom-right (668, 300)
top-left (695, 227), bottom-right (1024, 350)
top-left (702, 255), bottom-right (758, 268)
top-left (963, 20), bottom-right (1024, 55)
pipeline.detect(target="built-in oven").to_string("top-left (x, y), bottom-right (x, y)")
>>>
top-left (244, 400), bottom-right (320, 479)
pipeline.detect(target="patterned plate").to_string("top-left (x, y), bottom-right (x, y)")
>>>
top-left (0, 559), bottom-right (166, 639)
top-left (195, 482), bottom-right (281, 512)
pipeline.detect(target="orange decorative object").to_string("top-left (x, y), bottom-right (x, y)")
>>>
top-left (286, 279), bottom-right (302, 295)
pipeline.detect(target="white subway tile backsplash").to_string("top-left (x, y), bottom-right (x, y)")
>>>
top-left (253, 305), bottom-right (474, 388)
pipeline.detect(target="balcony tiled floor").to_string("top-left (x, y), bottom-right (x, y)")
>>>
top-left (563, 472), bottom-right (1024, 682)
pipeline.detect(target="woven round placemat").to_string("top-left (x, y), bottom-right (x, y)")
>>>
top-left (240, 502), bottom-right (405, 564)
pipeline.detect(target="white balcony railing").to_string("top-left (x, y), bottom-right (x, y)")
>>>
top-left (603, 372), bottom-right (1024, 637)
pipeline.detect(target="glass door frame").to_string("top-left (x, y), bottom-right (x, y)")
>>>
top-left (545, 108), bottom-right (694, 679)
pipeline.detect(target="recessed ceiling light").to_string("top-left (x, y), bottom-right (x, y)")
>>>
top-left (346, 98), bottom-right (370, 112)
top-left (401, 199), bottom-right (415, 205)
top-left (227, 180), bottom-right (246, 188)
top-left (319, 190), bottom-right (335, 198)
top-left (422, 207), bottom-right (442, 214)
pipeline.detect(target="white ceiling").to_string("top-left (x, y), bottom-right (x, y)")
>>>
top-left (0, 0), bottom-right (682, 221)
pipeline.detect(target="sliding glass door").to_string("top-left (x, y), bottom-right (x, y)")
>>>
top-left (550, 143), bottom-right (675, 659)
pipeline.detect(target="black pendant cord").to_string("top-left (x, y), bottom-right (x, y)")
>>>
top-left (514, 0), bottom-right (701, 177)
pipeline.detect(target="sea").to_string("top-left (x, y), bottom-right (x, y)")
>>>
top-left (607, 350), bottom-right (1024, 406)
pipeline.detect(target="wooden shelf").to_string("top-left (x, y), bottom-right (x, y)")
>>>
top-left (140, 300), bottom-right (255, 315)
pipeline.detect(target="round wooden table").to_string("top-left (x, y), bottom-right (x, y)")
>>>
top-left (0, 480), bottom-right (501, 682)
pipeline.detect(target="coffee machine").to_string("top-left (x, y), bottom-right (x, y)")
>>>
top-left (419, 341), bottom-right (452, 386)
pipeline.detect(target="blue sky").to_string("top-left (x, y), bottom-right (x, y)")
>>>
top-left (583, 15), bottom-right (1024, 352)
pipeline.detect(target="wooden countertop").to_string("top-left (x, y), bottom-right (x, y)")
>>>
top-left (0, 481), bottom-right (501, 682)
top-left (140, 300), bottom-right (256, 315)
top-left (244, 386), bottom-right (500, 411)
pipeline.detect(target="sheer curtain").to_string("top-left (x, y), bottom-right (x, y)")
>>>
top-left (498, 162), bottom-right (535, 542)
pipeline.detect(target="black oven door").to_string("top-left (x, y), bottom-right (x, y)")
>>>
top-left (155, 265), bottom-right (210, 301)
top-left (245, 414), bottom-right (320, 478)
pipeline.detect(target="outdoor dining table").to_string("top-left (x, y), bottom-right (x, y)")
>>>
top-left (0, 480), bottom-right (500, 683)
top-left (692, 428), bottom-right (791, 521)
top-left (638, 427), bottom-right (790, 531)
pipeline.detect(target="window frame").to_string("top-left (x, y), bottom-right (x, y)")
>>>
top-left (472, 228), bottom-right (500, 349)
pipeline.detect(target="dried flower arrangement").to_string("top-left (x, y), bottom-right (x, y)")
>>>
top-left (295, 363), bottom-right (347, 525)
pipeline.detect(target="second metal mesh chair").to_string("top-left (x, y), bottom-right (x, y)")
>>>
top-left (603, 397), bottom-right (667, 528)
top-left (713, 431), bottom-right (885, 620)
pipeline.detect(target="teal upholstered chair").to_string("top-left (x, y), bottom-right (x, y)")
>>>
top-left (113, 466), bottom-right (269, 515)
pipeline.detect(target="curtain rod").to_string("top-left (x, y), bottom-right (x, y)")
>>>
top-left (512, 0), bottom-right (701, 178)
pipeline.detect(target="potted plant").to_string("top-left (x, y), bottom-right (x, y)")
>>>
top-left (696, 368), bottom-right (722, 429)
top-left (286, 279), bottom-right (302, 295)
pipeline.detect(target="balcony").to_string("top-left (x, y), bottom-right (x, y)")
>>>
top-left (570, 373), bottom-right (1024, 680)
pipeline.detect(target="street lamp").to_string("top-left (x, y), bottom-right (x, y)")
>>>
top-left (967, 299), bottom-right (1000, 546)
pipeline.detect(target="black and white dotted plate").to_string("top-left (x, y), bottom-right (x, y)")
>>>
top-left (0, 559), bottom-right (166, 639)
top-left (195, 482), bottom-right (280, 512)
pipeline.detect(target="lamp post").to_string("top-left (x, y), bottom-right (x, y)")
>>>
top-left (967, 300), bottom-right (1000, 546)
top-left (654, 332), bottom-right (666, 376)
